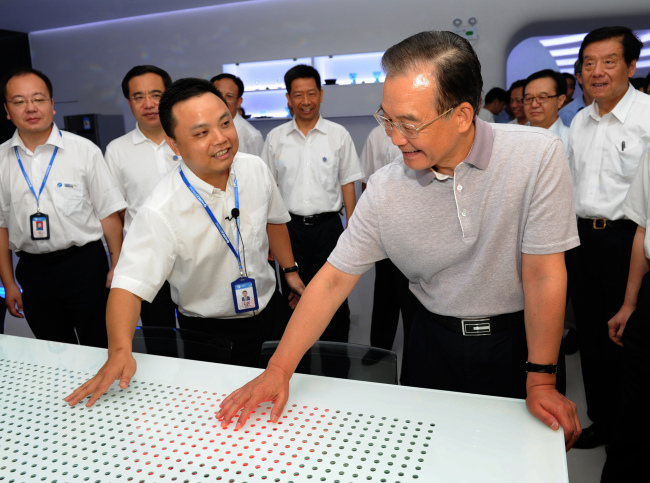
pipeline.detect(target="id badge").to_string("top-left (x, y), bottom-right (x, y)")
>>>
top-left (30, 213), bottom-right (50, 240)
top-left (232, 277), bottom-right (259, 313)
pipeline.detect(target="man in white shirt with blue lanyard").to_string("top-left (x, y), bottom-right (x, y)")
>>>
top-left (65, 78), bottom-right (305, 408)
top-left (105, 65), bottom-right (178, 329)
top-left (567, 26), bottom-right (650, 449)
top-left (0, 67), bottom-right (126, 348)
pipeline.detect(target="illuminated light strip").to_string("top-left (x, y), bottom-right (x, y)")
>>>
top-left (549, 47), bottom-right (580, 57)
top-left (637, 59), bottom-right (650, 69)
top-left (640, 47), bottom-right (650, 58)
top-left (556, 57), bottom-right (578, 66)
top-left (539, 34), bottom-right (587, 47)
top-left (639, 32), bottom-right (650, 43)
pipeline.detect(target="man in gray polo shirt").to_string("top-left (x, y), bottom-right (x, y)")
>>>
top-left (217, 31), bottom-right (581, 449)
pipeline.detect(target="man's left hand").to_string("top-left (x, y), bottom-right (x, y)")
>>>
top-left (526, 384), bottom-right (581, 450)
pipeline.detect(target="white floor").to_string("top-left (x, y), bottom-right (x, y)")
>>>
top-left (1, 265), bottom-right (606, 482)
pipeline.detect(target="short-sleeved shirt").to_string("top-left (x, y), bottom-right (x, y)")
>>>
top-left (0, 123), bottom-right (126, 253)
top-left (105, 124), bottom-right (180, 233)
top-left (359, 125), bottom-right (402, 183)
top-left (329, 118), bottom-right (579, 318)
top-left (568, 84), bottom-right (650, 220)
top-left (261, 115), bottom-right (363, 216)
top-left (111, 152), bottom-right (290, 319)
top-left (234, 113), bottom-right (264, 157)
top-left (623, 146), bottom-right (650, 257)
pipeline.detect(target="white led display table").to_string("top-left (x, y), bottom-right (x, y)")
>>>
top-left (0, 334), bottom-right (568, 482)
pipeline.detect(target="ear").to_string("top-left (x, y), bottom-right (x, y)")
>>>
top-left (236, 96), bottom-right (243, 110)
top-left (319, 88), bottom-right (324, 103)
top-left (285, 92), bottom-right (291, 103)
top-left (456, 102), bottom-right (475, 134)
top-left (4, 103), bottom-right (10, 121)
top-left (558, 94), bottom-right (566, 108)
top-left (166, 135), bottom-right (181, 156)
top-left (627, 59), bottom-right (637, 78)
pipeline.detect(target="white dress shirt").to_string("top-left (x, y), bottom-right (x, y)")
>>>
top-left (112, 153), bottom-right (289, 319)
top-left (261, 115), bottom-right (363, 216)
top-left (234, 113), bottom-right (264, 157)
top-left (623, 146), bottom-right (650, 257)
top-left (568, 84), bottom-right (650, 220)
top-left (0, 123), bottom-right (126, 253)
top-left (359, 125), bottom-right (402, 183)
top-left (105, 124), bottom-right (180, 233)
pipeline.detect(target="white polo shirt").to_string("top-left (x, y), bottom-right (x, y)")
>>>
top-left (112, 153), bottom-right (290, 319)
top-left (359, 125), bottom-right (402, 183)
top-left (0, 123), bottom-right (126, 253)
top-left (234, 113), bottom-right (264, 157)
top-left (568, 84), bottom-right (650, 220)
top-left (261, 115), bottom-right (363, 216)
top-left (623, 146), bottom-right (650, 257)
top-left (105, 124), bottom-right (180, 233)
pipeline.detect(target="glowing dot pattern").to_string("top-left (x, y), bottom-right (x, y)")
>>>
top-left (0, 360), bottom-right (433, 482)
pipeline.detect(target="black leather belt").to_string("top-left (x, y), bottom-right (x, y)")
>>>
top-left (289, 212), bottom-right (339, 226)
top-left (18, 239), bottom-right (103, 263)
top-left (431, 311), bottom-right (523, 336)
top-left (577, 217), bottom-right (637, 231)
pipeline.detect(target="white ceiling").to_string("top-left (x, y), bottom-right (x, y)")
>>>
top-left (0, 0), bottom-right (254, 33)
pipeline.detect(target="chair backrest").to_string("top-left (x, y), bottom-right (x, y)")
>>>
top-left (132, 326), bottom-right (232, 364)
top-left (259, 340), bottom-right (398, 384)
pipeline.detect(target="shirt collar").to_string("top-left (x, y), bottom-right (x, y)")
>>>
top-left (10, 122), bottom-right (63, 154)
top-left (132, 123), bottom-right (168, 147)
top-left (589, 83), bottom-right (635, 122)
top-left (179, 158), bottom-right (235, 196)
top-left (415, 118), bottom-right (492, 186)
top-left (289, 114), bottom-right (327, 136)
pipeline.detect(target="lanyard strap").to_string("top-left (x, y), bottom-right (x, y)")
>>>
top-left (15, 145), bottom-right (58, 213)
top-left (179, 168), bottom-right (243, 275)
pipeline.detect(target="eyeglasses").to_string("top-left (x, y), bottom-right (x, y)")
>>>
top-left (130, 92), bottom-right (163, 104)
top-left (6, 97), bottom-right (51, 108)
top-left (373, 106), bottom-right (455, 139)
top-left (523, 94), bottom-right (559, 105)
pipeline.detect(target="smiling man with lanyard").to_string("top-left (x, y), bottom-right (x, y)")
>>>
top-left (0, 67), bottom-right (126, 348)
top-left (65, 78), bottom-right (305, 408)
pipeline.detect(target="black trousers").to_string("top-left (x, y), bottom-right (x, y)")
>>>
top-left (601, 271), bottom-right (650, 483)
top-left (281, 215), bottom-right (350, 342)
top-left (140, 280), bottom-right (177, 328)
top-left (370, 258), bottom-right (417, 384)
top-left (15, 239), bottom-right (109, 348)
top-left (407, 303), bottom-right (530, 399)
top-left (177, 290), bottom-right (289, 368)
top-left (567, 221), bottom-right (634, 434)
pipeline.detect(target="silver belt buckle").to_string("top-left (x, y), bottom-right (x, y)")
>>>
top-left (461, 318), bottom-right (491, 336)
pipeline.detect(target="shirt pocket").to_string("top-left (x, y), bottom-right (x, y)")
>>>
top-left (52, 181), bottom-right (85, 216)
top-left (314, 154), bottom-right (340, 192)
top-left (608, 140), bottom-right (644, 183)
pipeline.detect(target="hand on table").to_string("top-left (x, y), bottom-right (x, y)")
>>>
top-left (216, 363), bottom-right (291, 430)
top-left (64, 349), bottom-right (137, 407)
top-left (608, 305), bottom-right (635, 347)
top-left (526, 384), bottom-right (581, 450)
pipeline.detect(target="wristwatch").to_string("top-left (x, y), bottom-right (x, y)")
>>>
top-left (525, 362), bottom-right (558, 374)
top-left (282, 262), bottom-right (299, 274)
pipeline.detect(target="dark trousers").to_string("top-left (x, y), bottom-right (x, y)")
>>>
top-left (15, 239), bottom-right (109, 348)
top-left (140, 280), bottom-right (177, 328)
top-left (370, 258), bottom-right (417, 384)
top-left (407, 302), bottom-right (529, 399)
top-left (601, 271), bottom-right (650, 482)
top-left (281, 215), bottom-right (350, 342)
top-left (177, 290), bottom-right (289, 367)
top-left (567, 221), bottom-right (634, 435)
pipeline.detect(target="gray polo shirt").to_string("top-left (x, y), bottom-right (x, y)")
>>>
top-left (328, 118), bottom-right (579, 318)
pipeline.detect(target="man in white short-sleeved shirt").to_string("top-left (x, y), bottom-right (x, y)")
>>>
top-left (211, 74), bottom-right (264, 156)
top-left (105, 65), bottom-right (179, 329)
top-left (0, 67), bottom-right (126, 348)
top-left (65, 78), bottom-right (305, 409)
top-left (262, 64), bottom-right (364, 343)
top-left (567, 26), bottom-right (650, 449)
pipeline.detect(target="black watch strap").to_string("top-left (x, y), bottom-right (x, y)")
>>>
top-left (282, 262), bottom-right (299, 274)
top-left (525, 362), bottom-right (558, 374)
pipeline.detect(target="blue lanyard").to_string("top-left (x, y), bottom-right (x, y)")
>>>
top-left (14, 144), bottom-right (59, 213)
top-left (179, 168), bottom-right (243, 276)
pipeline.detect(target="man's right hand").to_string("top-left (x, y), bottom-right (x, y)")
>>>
top-left (608, 304), bottom-right (636, 347)
top-left (3, 283), bottom-right (24, 318)
top-left (64, 349), bottom-right (137, 407)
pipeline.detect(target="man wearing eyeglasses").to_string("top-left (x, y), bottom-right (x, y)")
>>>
top-left (217, 31), bottom-right (582, 450)
top-left (0, 67), bottom-right (126, 347)
top-left (105, 65), bottom-right (178, 330)
top-left (522, 69), bottom-right (570, 156)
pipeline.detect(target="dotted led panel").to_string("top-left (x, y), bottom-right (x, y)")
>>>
top-left (0, 360), bottom-right (434, 482)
